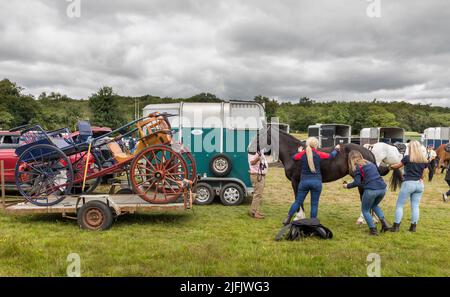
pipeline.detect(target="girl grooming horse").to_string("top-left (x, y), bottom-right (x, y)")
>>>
top-left (343, 151), bottom-right (392, 235)
top-left (283, 137), bottom-right (340, 225)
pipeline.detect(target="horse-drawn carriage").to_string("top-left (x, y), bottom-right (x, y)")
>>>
top-left (13, 113), bottom-right (196, 207)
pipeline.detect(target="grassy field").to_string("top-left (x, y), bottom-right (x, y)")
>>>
top-left (0, 167), bottom-right (449, 276)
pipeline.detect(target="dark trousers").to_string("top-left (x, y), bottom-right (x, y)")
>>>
top-left (428, 160), bottom-right (436, 182)
top-left (446, 180), bottom-right (450, 196)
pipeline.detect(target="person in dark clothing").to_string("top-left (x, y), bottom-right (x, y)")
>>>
top-left (343, 150), bottom-right (391, 235)
top-left (283, 137), bottom-right (340, 225)
top-left (389, 141), bottom-right (428, 232)
top-left (426, 145), bottom-right (437, 182)
top-left (443, 163), bottom-right (450, 202)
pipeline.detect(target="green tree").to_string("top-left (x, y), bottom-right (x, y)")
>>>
top-left (366, 106), bottom-right (399, 127)
top-left (0, 79), bottom-right (39, 128)
top-left (254, 95), bottom-right (278, 120)
top-left (89, 86), bottom-right (125, 128)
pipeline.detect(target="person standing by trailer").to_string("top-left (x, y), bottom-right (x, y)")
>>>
top-left (389, 140), bottom-right (428, 232)
top-left (443, 163), bottom-right (450, 202)
top-left (283, 137), bottom-right (340, 225)
top-left (343, 151), bottom-right (392, 235)
top-left (248, 148), bottom-right (268, 219)
top-left (426, 145), bottom-right (437, 182)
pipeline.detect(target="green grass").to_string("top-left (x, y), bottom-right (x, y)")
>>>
top-left (0, 168), bottom-right (449, 276)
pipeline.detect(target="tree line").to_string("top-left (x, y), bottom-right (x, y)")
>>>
top-left (1, 79), bottom-right (449, 134)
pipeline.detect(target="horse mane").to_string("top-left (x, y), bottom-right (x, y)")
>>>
top-left (276, 128), bottom-right (303, 145)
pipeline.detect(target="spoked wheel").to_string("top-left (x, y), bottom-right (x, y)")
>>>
top-left (130, 145), bottom-right (189, 204)
top-left (71, 152), bottom-right (102, 194)
top-left (171, 141), bottom-right (197, 183)
top-left (15, 144), bottom-right (73, 206)
top-left (182, 151), bottom-right (197, 183)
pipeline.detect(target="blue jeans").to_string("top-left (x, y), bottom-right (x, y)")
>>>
top-left (288, 179), bottom-right (322, 218)
top-left (395, 180), bottom-right (424, 224)
top-left (361, 188), bottom-right (387, 228)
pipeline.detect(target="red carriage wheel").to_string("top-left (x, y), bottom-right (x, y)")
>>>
top-left (130, 145), bottom-right (189, 204)
top-left (182, 150), bottom-right (197, 183)
top-left (171, 141), bottom-right (197, 183)
top-left (71, 152), bottom-right (102, 194)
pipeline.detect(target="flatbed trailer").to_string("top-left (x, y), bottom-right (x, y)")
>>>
top-left (3, 194), bottom-right (193, 230)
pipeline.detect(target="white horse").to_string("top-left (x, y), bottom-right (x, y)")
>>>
top-left (367, 142), bottom-right (404, 167)
top-left (356, 142), bottom-right (405, 225)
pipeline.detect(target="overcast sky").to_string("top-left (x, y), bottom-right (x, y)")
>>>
top-left (1, 0), bottom-right (450, 106)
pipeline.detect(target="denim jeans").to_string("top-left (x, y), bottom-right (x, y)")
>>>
top-left (395, 180), bottom-right (424, 224)
top-left (288, 179), bottom-right (323, 218)
top-left (361, 188), bottom-right (386, 228)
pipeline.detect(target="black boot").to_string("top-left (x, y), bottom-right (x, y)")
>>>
top-left (380, 218), bottom-right (391, 232)
top-left (369, 227), bottom-right (379, 236)
top-left (390, 222), bottom-right (400, 232)
top-left (282, 215), bottom-right (293, 226)
top-left (409, 223), bottom-right (417, 232)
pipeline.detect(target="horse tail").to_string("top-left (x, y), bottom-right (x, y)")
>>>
top-left (389, 168), bottom-right (403, 191)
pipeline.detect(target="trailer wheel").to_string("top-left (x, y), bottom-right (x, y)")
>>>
top-left (219, 183), bottom-right (244, 206)
top-left (116, 188), bottom-right (134, 194)
top-left (209, 154), bottom-right (232, 177)
top-left (194, 182), bottom-right (215, 205)
top-left (77, 200), bottom-right (113, 231)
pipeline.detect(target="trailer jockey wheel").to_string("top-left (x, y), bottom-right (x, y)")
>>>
top-left (209, 154), bottom-right (232, 177)
top-left (219, 183), bottom-right (244, 206)
top-left (77, 200), bottom-right (114, 231)
top-left (194, 182), bottom-right (215, 205)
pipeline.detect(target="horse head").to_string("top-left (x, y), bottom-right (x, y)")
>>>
top-left (445, 143), bottom-right (450, 153)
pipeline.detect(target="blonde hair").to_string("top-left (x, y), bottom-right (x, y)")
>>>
top-left (305, 137), bottom-right (319, 173)
top-left (408, 140), bottom-right (427, 163)
top-left (348, 150), bottom-right (368, 174)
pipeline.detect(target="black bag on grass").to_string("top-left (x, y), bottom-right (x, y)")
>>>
top-left (275, 218), bottom-right (333, 241)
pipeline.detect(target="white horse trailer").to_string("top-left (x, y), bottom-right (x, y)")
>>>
top-left (424, 127), bottom-right (450, 147)
top-left (360, 127), bottom-right (405, 145)
top-left (307, 124), bottom-right (351, 148)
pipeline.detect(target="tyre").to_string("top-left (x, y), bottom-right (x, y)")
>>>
top-left (194, 182), bottom-right (215, 205)
top-left (115, 188), bottom-right (134, 195)
top-left (209, 154), bottom-right (232, 177)
top-left (77, 200), bottom-right (114, 231)
top-left (219, 183), bottom-right (245, 206)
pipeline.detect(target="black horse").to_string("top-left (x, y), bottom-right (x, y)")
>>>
top-left (249, 126), bottom-right (395, 205)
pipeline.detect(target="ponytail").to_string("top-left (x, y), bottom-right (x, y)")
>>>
top-left (306, 145), bottom-right (316, 173)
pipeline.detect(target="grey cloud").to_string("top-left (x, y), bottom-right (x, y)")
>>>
top-left (0, 0), bottom-right (449, 106)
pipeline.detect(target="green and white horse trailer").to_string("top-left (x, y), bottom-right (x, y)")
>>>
top-left (143, 101), bottom-right (266, 206)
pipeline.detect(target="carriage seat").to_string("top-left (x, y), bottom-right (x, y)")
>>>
top-left (77, 120), bottom-right (93, 143)
top-left (107, 142), bottom-right (132, 163)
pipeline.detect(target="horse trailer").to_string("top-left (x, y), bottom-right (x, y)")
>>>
top-left (143, 101), bottom-right (267, 206)
top-left (360, 127), bottom-right (405, 145)
top-left (423, 127), bottom-right (450, 147)
top-left (307, 124), bottom-right (351, 148)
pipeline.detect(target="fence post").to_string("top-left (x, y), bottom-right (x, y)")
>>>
top-left (1, 160), bottom-right (5, 209)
